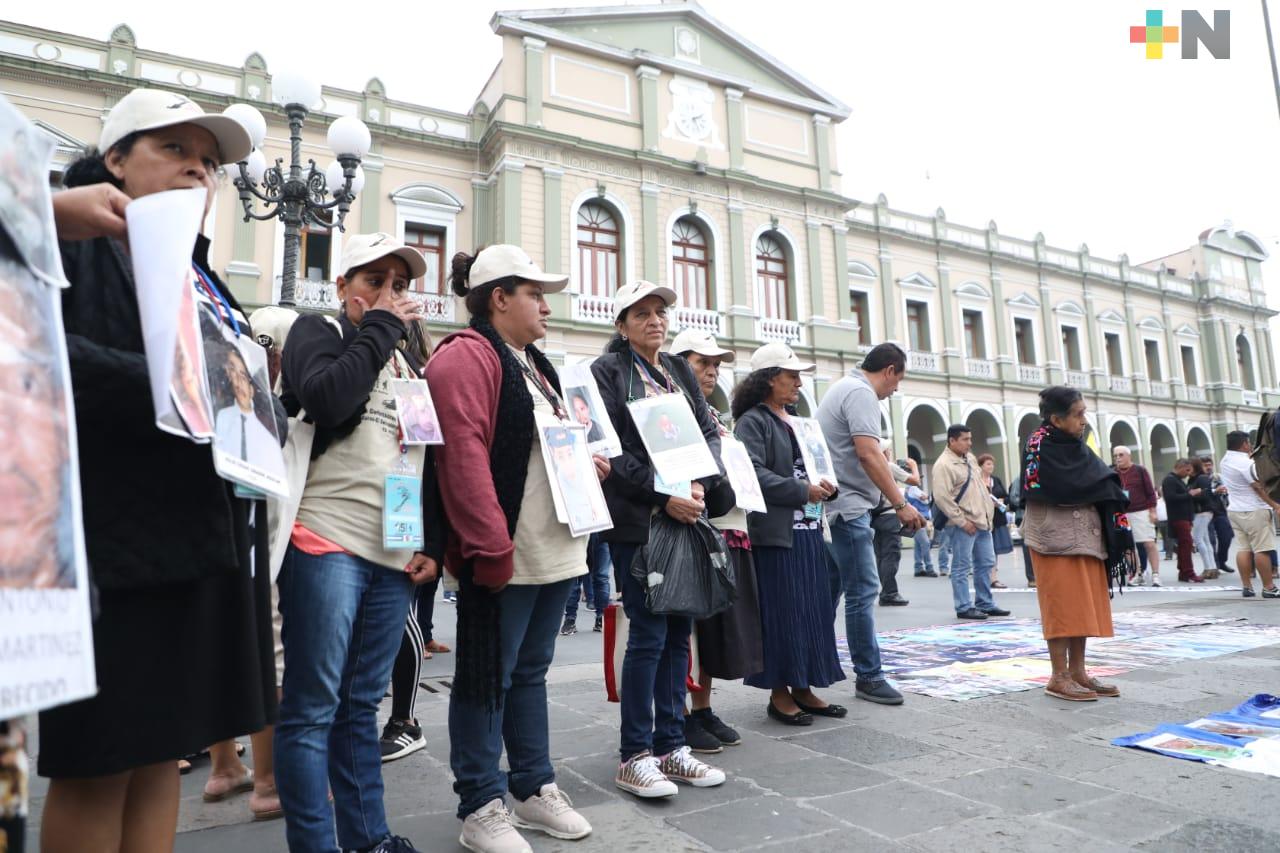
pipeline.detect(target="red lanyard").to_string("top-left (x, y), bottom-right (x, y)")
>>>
top-left (517, 355), bottom-right (567, 421)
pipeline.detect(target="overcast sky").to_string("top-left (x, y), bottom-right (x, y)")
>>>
top-left (12, 0), bottom-right (1279, 284)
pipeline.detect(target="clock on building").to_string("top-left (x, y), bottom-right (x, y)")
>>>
top-left (664, 76), bottom-right (722, 148)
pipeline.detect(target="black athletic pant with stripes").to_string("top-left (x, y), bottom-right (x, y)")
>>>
top-left (389, 578), bottom-right (440, 722)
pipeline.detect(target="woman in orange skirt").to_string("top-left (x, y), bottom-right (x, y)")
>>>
top-left (1020, 386), bottom-right (1134, 702)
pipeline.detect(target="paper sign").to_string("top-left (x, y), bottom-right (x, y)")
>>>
top-left (391, 378), bottom-right (443, 445)
top-left (790, 416), bottom-right (837, 484)
top-left (560, 362), bottom-right (622, 458)
top-left (538, 422), bottom-right (613, 536)
top-left (0, 96), bottom-right (64, 286)
top-left (719, 435), bottom-right (766, 513)
top-left (626, 394), bottom-right (718, 483)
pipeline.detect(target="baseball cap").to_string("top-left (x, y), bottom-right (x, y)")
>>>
top-left (467, 244), bottom-right (567, 291)
top-left (613, 280), bottom-right (677, 319)
top-left (670, 328), bottom-right (735, 363)
top-left (749, 342), bottom-right (815, 373)
top-left (249, 305), bottom-right (300, 350)
top-left (100, 88), bottom-right (253, 165)
top-left (339, 232), bottom-right (428, 280)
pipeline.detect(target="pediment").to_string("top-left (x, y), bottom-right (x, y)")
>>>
top-left (897, 272), bottom-right (936, 290)
top-left (1006, 292), bottom-right (1040, 309)
top-left (1096, 309), bottom-right (1125, 324)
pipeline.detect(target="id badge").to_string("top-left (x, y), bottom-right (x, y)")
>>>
top-left (234, 483), bottom-right (266, 500)
top-left (803, 500), bottom-right (823, 521)
top-left (383, 473), bottom-right (424, 550)
top-left (654, 472), bottom-right (692, 498)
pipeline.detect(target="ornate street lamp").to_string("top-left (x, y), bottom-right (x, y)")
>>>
top-left (223, 71), bottom-right (372, 306)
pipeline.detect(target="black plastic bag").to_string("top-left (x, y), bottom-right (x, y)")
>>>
top-left (631, 514), bottom-right (736, 619)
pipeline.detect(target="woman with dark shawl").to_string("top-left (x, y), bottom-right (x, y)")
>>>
top-left (1020, 386), bottom-right (1133, 702)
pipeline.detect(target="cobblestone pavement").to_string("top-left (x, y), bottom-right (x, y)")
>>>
top-left (24, 555), bottom-right (1280, 852)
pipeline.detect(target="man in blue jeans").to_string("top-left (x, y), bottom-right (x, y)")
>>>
top-left (930, 424), bottom-right (1010, 620)
top-left (818, 343), bottom-right (924, 706)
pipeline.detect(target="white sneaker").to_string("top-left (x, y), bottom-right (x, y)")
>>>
top-left (615, 751), bottom-right (678, 798)
top-left (1148, 570), bottom-right (1161, 587)
top-left (658, 745), bottom-right (726, 788)
top-left (510, 783), bottom-right (591, 840)
top-left (460, 798), bottom-right (532, 853)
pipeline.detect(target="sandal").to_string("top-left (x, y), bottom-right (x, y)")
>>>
top-left (203, 768), bottom-right (254, 802)
top-left (991, 580), bottom-right (1008, 589)
top-left (425, 640), bottom-right (451, 654)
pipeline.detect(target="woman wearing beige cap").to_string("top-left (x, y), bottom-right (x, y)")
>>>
top-left (38, 87), bottom-right (279, 853)
top-left (274, 232), bottom-right (446, 853)
top-left (732, 343), bottom-right (845, 726)
top-left (671, 329), bottom-right (762, 754)
top-left (592, 282), bottom-right (730, 799)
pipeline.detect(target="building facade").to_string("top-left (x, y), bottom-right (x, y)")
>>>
top-left (2, 2), bottom-right (1274, 486)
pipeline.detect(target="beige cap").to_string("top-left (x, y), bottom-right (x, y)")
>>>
top-left (749, 342), bottom-right (815, 373)
top-left (614, 280), bottom-right (677, 319)
top-left (671, 328), bottom-right (735, 363)
top-left (468, 244), bottom-right (567, 291)
top-left (339, 232), bottom-right (428, 280)
top-left (100, 89), bottom-right (253, 165)
top-left (249, 305), bottom-right (300, 350)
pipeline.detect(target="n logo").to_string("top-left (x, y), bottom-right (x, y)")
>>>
top-left (1180, 9), bottom-right (1230, 58)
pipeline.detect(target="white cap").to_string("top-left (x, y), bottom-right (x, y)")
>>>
top-left (249, 305), bottom-right (300, 350)
top-left (339, 232), bottom-right (428, 280)
top-left (468, 244), bottom-right (567, 291)
top-left (671, 328), bottom-right (735, 363)
top-left (749, 342), bottom-right (815, 373)
top-left (614, 280), bottom-right (677, 319)
top-left (100, 89), bottom-right (253, 165)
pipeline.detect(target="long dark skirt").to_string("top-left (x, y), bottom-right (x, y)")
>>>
top-left (745, 530), bottom-right (846, 691)
top-left (695, 545), bottom-right (764, 680)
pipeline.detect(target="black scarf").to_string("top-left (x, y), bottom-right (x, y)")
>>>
top-left (1022, 422), bottom-right (1134, 592)
top-left (452, 317), bottom-right (563, 711)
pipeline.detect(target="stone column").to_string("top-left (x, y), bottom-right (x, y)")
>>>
top-left (523, 37), bottom-right (545, 127)
top-left (937, 261), bottom-right (960, 375)
top-left (804, 219), bottom-right (825, 321)
top-left (471, 177), bottom-right (492, 249)
top-left (832, 224), bottom-right (851, 324)
top-left (640, 182), bottom-right (660, 282)
top-left (725, 88), bottom-right (745, 171)
top-left (498, 160), bottom-right (524, 246)
top-left (812, 114), bottom-right (832, 192)
top-left (542, 166), bottom-right (563, 273)
top-left (1039, 276), bottom-right (1061, 384)
top-left (358, 158), bottom-right (382, 234)
top-left (636, 65), bottom-right (660, 152)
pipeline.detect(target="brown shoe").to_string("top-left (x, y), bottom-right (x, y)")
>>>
top-left (1073, 675), bottom-right (1120, 697)
top-left (1202, 569), bottom-right (1220, 580)
top-left (1045, 676), bottom-right (1098, 702)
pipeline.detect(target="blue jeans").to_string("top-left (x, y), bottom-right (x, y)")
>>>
top-left (275, 547), bottom-right (414, 853)
top-left (449, 578), bottom-right (572, 818)
top-left (565, 533), bottom-right (612, 620)
top-left (611, 543), bottom-right (692, 761)
top-left (912, 528), bottom-right (934, 573)
top-left (826, 513), bottom-right (884, 683)
top-left (936, 525), bottom-right (954, 573)
top-left (949, 527), bottom-right (996, 613)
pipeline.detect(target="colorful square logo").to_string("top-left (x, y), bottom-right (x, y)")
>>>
top-left (1130, 10), bottom-right (1180, 58)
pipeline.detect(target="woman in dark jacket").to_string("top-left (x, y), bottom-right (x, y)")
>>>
top-left (592, 281), bottom-right (729, 799)
top-left (1188, 458), bottom-right (1218, 579)
top-left (978, 453), bottom-right (1012, 588)
top-left (38, 89), bottom-right (279, 853)
top-left (733, 343), bottom-right (845, 726)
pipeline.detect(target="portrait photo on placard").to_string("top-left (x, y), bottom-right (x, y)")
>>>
top-left (559, 362), bottom-right (622, 457)
top-left (0, 255), bottom-right (77, 589)
top-left (792, 416), bottom-right (837, 483)
top-left (390, 378), bottom-right (443, 445)
top-left (626, 394), bottom-right (718, 483)
top-left (539, 424), bottom-right (612, 536)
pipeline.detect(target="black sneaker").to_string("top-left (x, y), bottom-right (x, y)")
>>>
top-left (1264, 587), bottom-right (1280, 599)
top-left (692, 708), bottom-right (741, 745)
top-left (981, 607), bottom-right (1011, 617)
top-left (379, 719), bottom-right (425, 763)
top-left (855, 680), bottom-right (904, 706)
top-left (1218, 564), bottom-right (1236, 574)
top-left (352, 834), bottom-right (421, 853)
top-left (956, 608), bottom-right (988, 620)
top-left (684, 713), bottom-right (723, 754)
top-left (593, 613), bottom-right (603, 632)
top-left (1243, 587), bottom-right (1257, 598)
top-left (559, 618), bottom-right (577, 636)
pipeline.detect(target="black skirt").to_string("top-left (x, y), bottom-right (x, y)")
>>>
top-left (695, 545), bottom-right (764, 680)
top-left (38, 503), bottom-right (276, 779)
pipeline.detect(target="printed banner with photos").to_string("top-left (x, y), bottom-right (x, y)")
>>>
top-left (836, 612), bottom-right (1280, 701)
top-left (1113, 695), bottom-right (1280, 779)
top-left (0, 95), bottom-right (96, 718)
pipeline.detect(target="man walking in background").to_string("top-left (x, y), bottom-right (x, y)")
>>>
top-left (1112, 446), bottom-right (1160, 586)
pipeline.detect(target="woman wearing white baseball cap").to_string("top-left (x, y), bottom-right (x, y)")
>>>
top-left (428, 244), bottom-right (602, 852)
top-left (591, 282), bottom-right (731, 798)
top-left (39, 88), bottom-right (273, 852)
top-left (732, 343), bottom-right (846, 726)
top-left (274, 232), bottom-right (447, 853)
top-left (670, 330), bottom-right (763, 754)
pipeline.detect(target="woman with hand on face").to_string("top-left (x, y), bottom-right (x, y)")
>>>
top-left (428, 245), bottom-right (603, 853)
top-left (671, 329), bottom-right (762, 754)
top-left (39, 88), bottom-right (280, 853)
top-left (275, 232), bottom-right (445, 853)
top-left (592, 282), bottom-right (729, 799)
top-left (733, 344), bottom-right (845, 727)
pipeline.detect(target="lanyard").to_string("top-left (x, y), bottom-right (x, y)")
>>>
top-left (629, 352), bottom-right (676, 400)
top-left (516, 353), bottom-right (567, 421)
top-left (192, 264), bottom-right (240, 337)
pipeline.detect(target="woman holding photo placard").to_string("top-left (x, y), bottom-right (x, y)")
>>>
top-left (38, 88), bottom-right (280, 853)
top-left (428, 244), bottom-right (608, 853)
top-left (672, 328), bottom-right (763, 754)
top-left (591, 281), bottom-right (731, 799)
top-left (275, 232), bottom-right (446, 853)
top-left (733, 343), bottom-right (846, 727)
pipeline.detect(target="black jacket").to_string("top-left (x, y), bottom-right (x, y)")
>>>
top-left (60, 234), bottom-right (282, 589)
top-left (591, 341), bottom-right (727, 544)
top-left (734, 405), bottom-right (812, 548)
top-left (1162, 473), bottom-right (1195, 522)
top-left (280, 310), bottom-right (446, 562)
top-left (989, 475), bottom-right (1009, 529)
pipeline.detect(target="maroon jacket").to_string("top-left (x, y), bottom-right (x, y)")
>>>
top-left (1117, 463), bottom-right (1157, 513)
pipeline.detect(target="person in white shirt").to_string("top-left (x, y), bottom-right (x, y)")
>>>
top-left (1219, 430), bottom-right (1280, 598)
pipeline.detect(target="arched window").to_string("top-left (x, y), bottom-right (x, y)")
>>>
top-left (755, 233), bottom-right (789, 320)
top-left (1237, 334), bottom-right (1257, 390)
top-left (577, 202), bottom-right (620, 297)
top-left (671, 217), bottom-right (710, 310)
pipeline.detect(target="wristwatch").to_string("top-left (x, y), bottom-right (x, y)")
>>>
top-left (891, 500), bottom-right (908, 511)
